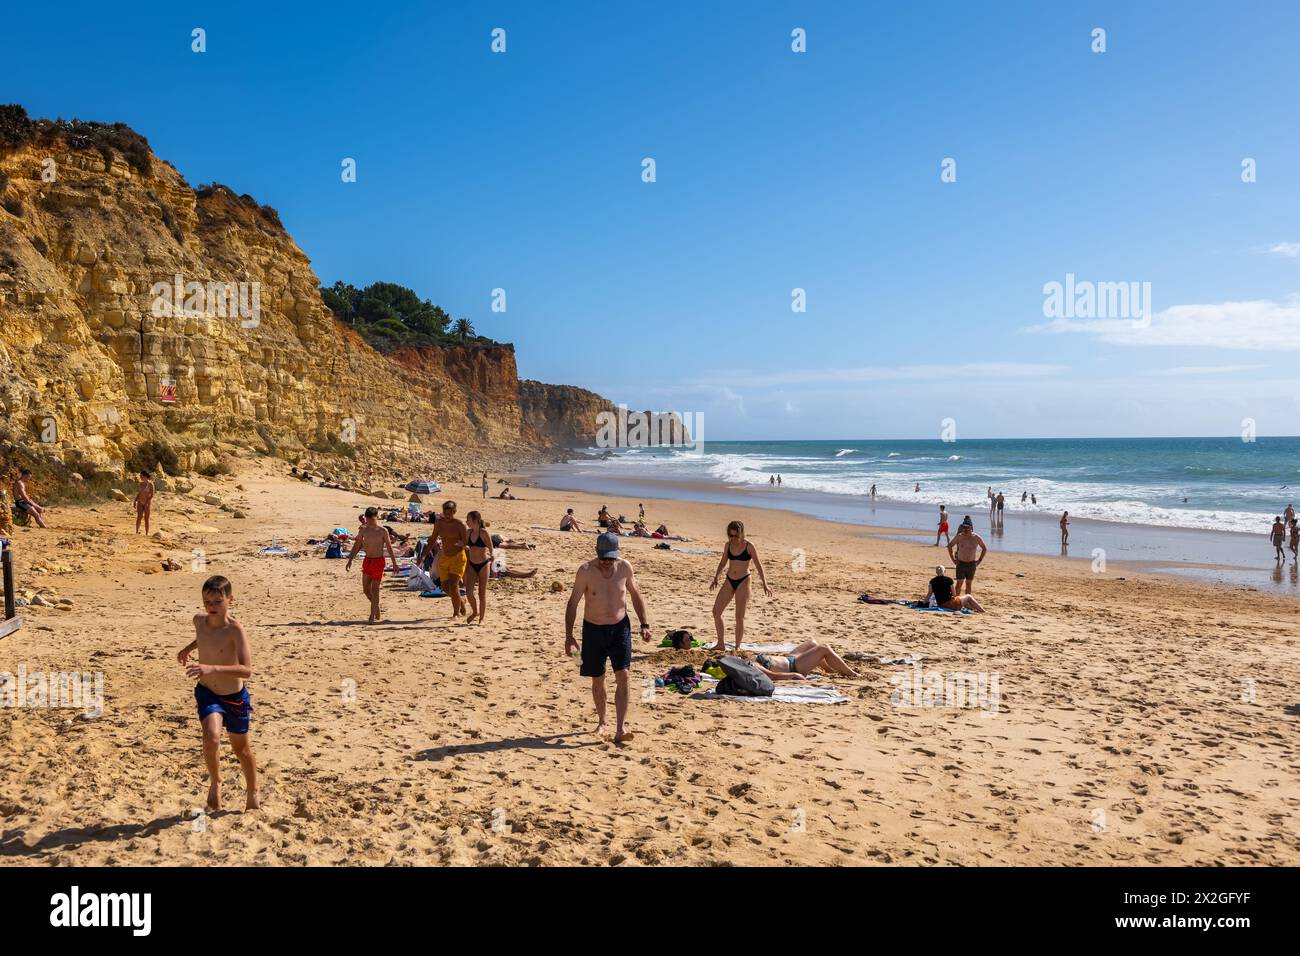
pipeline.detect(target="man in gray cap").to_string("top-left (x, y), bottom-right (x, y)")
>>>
top-left (564, 531), bottom-right (652, 743)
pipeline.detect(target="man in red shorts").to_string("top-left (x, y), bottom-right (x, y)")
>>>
top-left (345, 506), bottom-right (400, 623)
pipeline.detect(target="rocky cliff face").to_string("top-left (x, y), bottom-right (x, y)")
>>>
top-left (0, 112), bottom-right (609, 477)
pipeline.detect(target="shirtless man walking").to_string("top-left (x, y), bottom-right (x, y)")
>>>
top-left (434, 500), bottom-right (469, 619)
top-left (946, 519), bottom-right (988, 596)
top-left (1271, 516), bottom-right (1286, 562)
top-left (345, 507), bottom-right (399, 623)
top-left (564, 532), bottom-right (652, 744)
top-left (135, 470), bottom-right (155, 534)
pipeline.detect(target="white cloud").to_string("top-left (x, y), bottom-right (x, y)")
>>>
top-left (1266, 242), bottom-right (1300, 258)
top-left (727, 362), bottom-right (1065, 387)
top-left (1150, 364), bottom-right (1268, 376)
top-left (1031, 296), bottom-right (1300, 350)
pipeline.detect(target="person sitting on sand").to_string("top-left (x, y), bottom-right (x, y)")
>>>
top-left (654, 523), bottom-right (669, 536)
top-left (497, 488), bottom-right (516, 500)
top-left (564, 532), bottom-right (653, 744)
top-left (463, 511), bottom-right (493, 625)
top-left (560, 508), bottom-right (584, 532)
top-left (606, 514), bottom-right (624, 535)
top-left (597, 505), bottom-right (612, 528)
top-left (925, 565), bottom-right (984, 612)
top-left (752, 640), bottom-right (859, 679)
top-left (345, 507), bottom-right (400, 623)
top-left (630, 519), bottom-right (651, 537)
top-left (135, 470), bottom-right (155, 535)
top-left (12, 469), bottom-right (48, 528)
top-left (710, 520), bottom-right (773, 652)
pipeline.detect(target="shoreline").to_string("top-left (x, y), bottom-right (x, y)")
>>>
top-left (521, 462), bottom-right (1296, 595)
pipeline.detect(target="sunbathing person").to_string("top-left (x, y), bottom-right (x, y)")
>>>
top-left (630, 519), bottom-right (651, 537)
top-left (752, 640), bottom-right (859, 679)
top-left (654, 523), bottom-right (669, 536)
top-left (497, 488), bottom-right (517, 500)
top-left (560, 509), bottom-right (584, 532)
top-left (490, 534), bottom-right (535, 550)
top-left (606, 515), bottom-right (624, 534)
top-left (924, 565), bottom-right (984, 612)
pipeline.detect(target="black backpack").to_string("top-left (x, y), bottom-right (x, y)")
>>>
top-left (715, 655), bottom-right (774, 697)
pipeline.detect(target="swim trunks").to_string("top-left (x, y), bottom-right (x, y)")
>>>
top-left (939, 523), bottom-right (949, 533)
top-left (194, 683), bottom-right (252, 734)
top-left (580, 617), bottom-right (632, 677)
top-left (955, 560), bottom-right (978, 580)
top-left (439, 549), bottom-right (468, 579)
top-left (362, 556), bottom-right (386, 581)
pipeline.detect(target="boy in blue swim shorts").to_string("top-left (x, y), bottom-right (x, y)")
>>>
top-left (176, 575), bottom-right (257, 811)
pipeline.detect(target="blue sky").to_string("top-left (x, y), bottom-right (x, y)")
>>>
top-left (8, 1), bottom-right (1300, 439)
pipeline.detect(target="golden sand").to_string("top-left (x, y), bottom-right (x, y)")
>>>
top-left (1, 457), bottom-right (1297, 865)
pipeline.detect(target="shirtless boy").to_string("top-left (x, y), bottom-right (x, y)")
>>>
top-left (435, 500), bottom-right (469, 619)
top-left (12, 469), bottom-right (47, 528)
top-left (134, 470), bottom-right (155, 534)
top-left (564, 532), bottom-right (653, 744)
top-left (345, 507), bottom-right (399, 623)
top-left (935, 505), bottom-right (950, 546)
top-left (1271, 516), bottom-right (1286, 561)
top-left (946, 520), bottom-right (988, 595)
top-left (176, 575), bottom-right (257, 811)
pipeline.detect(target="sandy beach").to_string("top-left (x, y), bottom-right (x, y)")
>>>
top-left (1, 457), bottom-right (1298, 866)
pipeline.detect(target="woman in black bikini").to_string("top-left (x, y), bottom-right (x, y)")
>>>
top-left (464, 511), bottom-right (494, 625)
top-left (709, 520), bottom-right (773, 652)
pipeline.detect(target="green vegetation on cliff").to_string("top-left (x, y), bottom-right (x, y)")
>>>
top-left (321, 280), bottom-right (492, 352)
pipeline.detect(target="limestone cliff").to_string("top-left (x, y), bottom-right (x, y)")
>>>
top-left (0, 109), bottom-right (609, 478)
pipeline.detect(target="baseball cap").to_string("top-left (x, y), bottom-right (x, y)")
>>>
top-left (596, 532), bottom-right (621, 559)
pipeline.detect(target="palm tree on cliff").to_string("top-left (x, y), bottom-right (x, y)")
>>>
top-left (453, 317), bottom-right (475, 342)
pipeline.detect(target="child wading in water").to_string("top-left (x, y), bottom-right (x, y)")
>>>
top-left (177, 575), bottom-right (257, 811)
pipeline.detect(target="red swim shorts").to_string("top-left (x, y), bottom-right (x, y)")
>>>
top-left (362, 556), bottom-right (386, 581)
top-left (939, 523), bottom-right (949, 533)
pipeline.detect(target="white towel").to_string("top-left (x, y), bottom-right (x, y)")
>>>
top-left (703, 684), bottom-right (849, 705)
top-left (739, 642), bottom-right (797, 653)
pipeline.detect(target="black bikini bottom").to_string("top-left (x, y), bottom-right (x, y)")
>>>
top-left (468, 559), bottom-right (490, 573)
top-left (726, 574), bottom-right (750, 590)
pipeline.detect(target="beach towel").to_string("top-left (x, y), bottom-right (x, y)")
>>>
top-left (419, 588), bottom-right (447, 598)
top-left (701, 683), bottom-right (849, 705)
top-left (908, 604), bottom-right (972, 614)
top-left (739, 642), bottom-right (797, 653)
top-left (406, 567), bottom-right (437, 592)
top-left (858, 593), bottom-right (909, 605)
top-left (670, 548), bottom-right (717, 554)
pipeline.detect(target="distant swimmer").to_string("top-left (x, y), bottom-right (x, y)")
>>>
top-left (870, 483), bottom-right (877, 500)
top-left (777, 475), bottom-right (783, 487)
top-left (1290, 518), bottom-right (1299, 563)
top-left (1031, 494), bottom-right (1037, 506)
top-left (935, 505), bottom-right (950, 547)
top-left (1060, 511), bottom-right (1070, 546)
top-left (1272, 516), bottom-right (1287, 561)
top-left (1021, 491), bottom-right (1027, 503)
top-left (915, 483), bottom-right (921, 493)
top-left (769, 475), bottom-right (775, 486)
top-left (1285, 503), bottom-right (1295, 525)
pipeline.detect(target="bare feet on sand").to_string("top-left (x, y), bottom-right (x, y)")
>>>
top-left (594, 722), bottom-right (608, 738)
top-left (615, 729), bottom-right (635, 744)
top-left (206, 783), bottom-right (221, 812)
top-left (245, 791), bottom-right (260, 811)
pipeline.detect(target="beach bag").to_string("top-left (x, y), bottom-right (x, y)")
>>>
top-left (325, 541), bottom-right (343, 559)
top-left (715, 655), bottom-right (774, 697)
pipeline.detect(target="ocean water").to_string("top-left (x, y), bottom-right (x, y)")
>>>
top-left (576, 437), bottom-right (1300, 535)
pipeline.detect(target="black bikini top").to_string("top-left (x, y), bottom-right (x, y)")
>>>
top-left (469, 531), bottom-right (488, 549)
top-left (727, 542), bottom-right (752, 562)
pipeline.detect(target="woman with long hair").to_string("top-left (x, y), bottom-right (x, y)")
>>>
top-left (709, 520), bottom-right (772, 652)
top-left (464, 510), bottom-right (493, 625)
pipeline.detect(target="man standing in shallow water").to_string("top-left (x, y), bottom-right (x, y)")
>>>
top-left (565, 532), bottom-right (652, 744)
